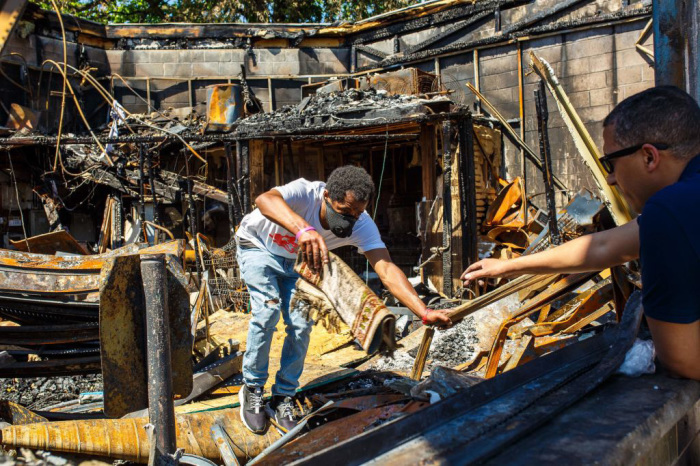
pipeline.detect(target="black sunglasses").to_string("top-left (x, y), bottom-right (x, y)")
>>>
top-left (599, 143), bottom-right (670, 174)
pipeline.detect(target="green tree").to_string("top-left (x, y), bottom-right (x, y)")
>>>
top-left (33, 0), bottom-right (417, 23)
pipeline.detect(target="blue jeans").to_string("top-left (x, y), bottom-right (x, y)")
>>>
top-left (237, 245), bottom-right (313, 396)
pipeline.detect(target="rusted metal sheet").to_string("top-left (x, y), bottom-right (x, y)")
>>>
top-left (257, 404), bottom-right (406, 465)
top-left (0, 400), bottom-right (47, 425)
top-left (11, 230), bottom-right (89, 255)
top-left (1, 408), bottom-right (282, 463)
top-left (205, 84), bottom-right (242, 132)
top-left (100, 254), bottom-right (192, 418)
top-left (0, 240), bottom-right (184, 296)
top-left (0, 0), bottom-right (29, 54)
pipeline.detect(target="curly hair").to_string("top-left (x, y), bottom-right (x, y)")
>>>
top-left (326, 165), bottom-right (375, 203)
top-left (604, 86), bottom-right (700, 160)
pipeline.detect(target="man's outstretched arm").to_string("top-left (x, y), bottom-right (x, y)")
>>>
top-left (365, 248), bottom-right (452, 328)
top-left (462, 220), bottom-right (640, 285)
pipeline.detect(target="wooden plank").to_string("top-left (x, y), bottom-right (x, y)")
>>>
top-left (249, 139), bottom-right (265, 203)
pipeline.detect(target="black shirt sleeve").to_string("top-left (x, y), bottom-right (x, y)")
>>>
top-left (639, 201), bottom-right (700, 323)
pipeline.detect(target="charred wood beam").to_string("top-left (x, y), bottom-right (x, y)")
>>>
top-left (138, 144), bottom-right (147, 236)
top-left (442, 121), bottom-right (452, 298)
top-left (147, 149), bottom-right (160, 225)
top-left (347, 0), bottom-right (525, 45)
top-left (1, 133), bottom-right (422, 146)
top-left (502, 0), bottom-right (588, 34)
top-left (363, 6), bottom-right (651, 71)
top-left (534, 81), bottom-right (562, 246)
top-left (402, 9), bottom-right (493, 56)
top-left (237, 140), bottom-right (251, 214)
top-left (355, 44), bottom-right (389, 60)
top-left (224, 142), bottom-right (241, 230)
top-left (457, 115), bottom-right (478, 273)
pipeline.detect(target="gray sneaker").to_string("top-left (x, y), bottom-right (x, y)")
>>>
top-left (266, 396), bottom-right (298, 432)
top-left (239, 385), bottom-right (267, 433)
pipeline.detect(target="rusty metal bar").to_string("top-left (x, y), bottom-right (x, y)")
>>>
top-left (652, 0), bottom-right (685, 88)
top-left (534, 80), bottom-right (561, 246)
top-left (140, 254), bottom-right (177, 464)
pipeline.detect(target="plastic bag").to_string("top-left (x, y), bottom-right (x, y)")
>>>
top-left (616, 338), bottom-right (656, 377)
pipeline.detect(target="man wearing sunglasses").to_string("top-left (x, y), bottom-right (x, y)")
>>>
top-left (235, 165), bottom-right (452, 434)
top-left (462, 86), bottom-right (700, 381)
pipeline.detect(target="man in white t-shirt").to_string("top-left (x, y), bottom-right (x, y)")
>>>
top-left (235, 165), bottom-right (451, 433)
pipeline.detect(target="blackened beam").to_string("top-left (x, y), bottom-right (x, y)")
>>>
top-left (502, 0), bottom-right (588, 34)
top-left (457, 115), bottom-right (478, 270)
top-left (0, 133), bottom-right (421, 147)
top-left (83, 167), bottom-right (230, 205)
top-left (534, 81), bottom-right (562, 246)
top-left (364, 6), bottom-right (651, 71)
top-left (347, 0), bottom-right (527, 45)
top-left (402, 9), bottom-right (493, 56)
top-left (442, 121), bottom-right (453, 298)
top-left (355, 44), bottom-right (389, 60)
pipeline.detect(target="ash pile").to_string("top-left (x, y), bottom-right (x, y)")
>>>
top-left (236, 88), bottom-right (451, 134)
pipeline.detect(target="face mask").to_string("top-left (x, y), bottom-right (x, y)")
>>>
top-left (324, 199), bottom-right (358, 238)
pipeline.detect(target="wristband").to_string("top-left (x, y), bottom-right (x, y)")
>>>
top-left (295, 226), bottom-right (316, 241)
top-left (422, 308), bottom-right (432, 325)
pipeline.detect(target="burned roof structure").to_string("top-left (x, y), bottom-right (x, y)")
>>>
top-left (0, 0), bottom-right (698, 464)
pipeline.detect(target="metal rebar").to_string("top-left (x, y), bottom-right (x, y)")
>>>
top-left (140, 254), bottom-right (177, 465)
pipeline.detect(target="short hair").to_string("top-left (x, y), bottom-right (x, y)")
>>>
top-left (326, 165), bottom-right (375, 203)
top-left (603, 86), bottom-right (700, 160)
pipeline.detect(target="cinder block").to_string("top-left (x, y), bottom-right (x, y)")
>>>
top-left (578, 104), bottom-right (611, 123)
top-left (590, 88), bottom-right (616, 107)
top-left (621, 82), bottom-right (653, 100)
top-left (479, 54), bottom-right (517, 77)
top-left (614, 48), bottom-right (650, 69)
top-left (589, 53), bottom-right (613, 73)
top-left (134, 63), bottom-right (165, 77)
top-left (219, 60), bottom-right (244, 76)
top-left (561, 57), bottom-right (591, 77)
top-left (566, 90), bottom-right (590, 109)
top-left (480, 70), bottom-right (518, 91)
top-left (616, 65), bottom-right (643, 85)
top-left (561, 71), bottom-right (607, 93)
top-left (203, 49), bottom-right (233, 63)
top-left (149, 50), bottom-right (179, 64)
top-left (565, 34), bottom-right (613, 60)
top-left (613, 24), bottom-right (647, 50)
top-left (192, 62), bottom-right (220, 77)
top-left (163, 62), bottom-right (193, 77)
top-left (129, 51), bottom-right (152, 64)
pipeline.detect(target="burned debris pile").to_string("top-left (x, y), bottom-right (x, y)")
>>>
top-left (0, 2), bottom-right (649, 462)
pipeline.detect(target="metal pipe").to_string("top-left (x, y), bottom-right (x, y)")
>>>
top-left (140, 254), bottom-right (177, 464)
top-left (534, 80), bottom-right (561, 245)
top-left (652, 0), bottom-right (686, 88)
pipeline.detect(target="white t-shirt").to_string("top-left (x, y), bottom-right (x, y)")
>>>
top-left (236, 178), bottom-right (386, 259)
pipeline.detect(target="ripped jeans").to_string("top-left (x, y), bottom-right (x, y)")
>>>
top-left (237, 244), bottom-right (313, 396)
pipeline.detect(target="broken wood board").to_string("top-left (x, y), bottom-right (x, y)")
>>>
top-left (181, 310), bottom-right (367, 414)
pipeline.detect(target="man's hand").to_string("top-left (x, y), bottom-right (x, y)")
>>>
top-left (461, 258), bottom-right (515, 286)
top-left (423, 308), bottom-right (452, 329)
top-left (298, 229), bottom-right (329, 272)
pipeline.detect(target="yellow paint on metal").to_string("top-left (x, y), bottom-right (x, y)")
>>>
top-left (1, 409), bottom-right (281, 463)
